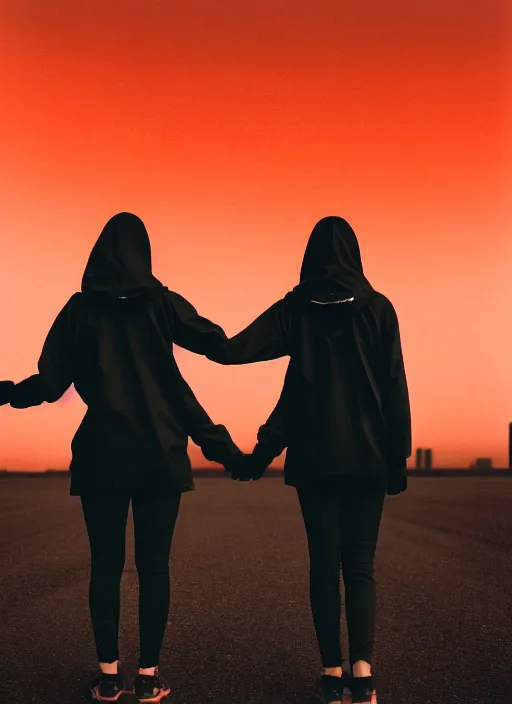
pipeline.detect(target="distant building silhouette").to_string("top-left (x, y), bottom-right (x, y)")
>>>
top-left (475, 458), bottom-right (493, 471)
top-left (509, 422), bottom-right (512, 470)
top-left (414, 447), bottom-right (433, 471)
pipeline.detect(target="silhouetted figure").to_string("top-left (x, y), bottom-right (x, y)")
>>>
top-left (206, 216), bottom-right (412, 704)
top-left (0, 212), bottom-right (243, 702)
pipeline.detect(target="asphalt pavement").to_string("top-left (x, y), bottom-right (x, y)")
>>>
top-left (0, 476), bottom-right (510, 704)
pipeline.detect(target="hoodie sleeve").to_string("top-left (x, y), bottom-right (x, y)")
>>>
top-left (167, 291), bottom-right (228, 356)
top-left (250, 360), bottom-right (293, 466)
top-left (178, 374), bottom-right (243, 469)
top-left (251, 397), bottom-right (288, 467)
top-left (205, 299), bottom-right (292, 365)
top-left (380, 300), bottom-right (412, 473)
top-left (10, 298), bottom-right (77, 409)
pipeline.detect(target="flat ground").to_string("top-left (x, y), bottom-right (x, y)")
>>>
top-left (0, 476), bottom-right (510, 704)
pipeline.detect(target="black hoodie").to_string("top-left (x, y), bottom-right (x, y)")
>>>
top-left (3, 213), bottom-right (242, 494)
top-left (206, 216), bottom-right (412, 489)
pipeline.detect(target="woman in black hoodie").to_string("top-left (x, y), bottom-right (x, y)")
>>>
top-left (0, 212), bottom-right (244, 703)
top-left (203, 216), bottom-right (411, 704)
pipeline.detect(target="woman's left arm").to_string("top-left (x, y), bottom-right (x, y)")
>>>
top-left (205, 298), bottom-right (292, 365)
top-left (9, 296), bottom-right (78, 409)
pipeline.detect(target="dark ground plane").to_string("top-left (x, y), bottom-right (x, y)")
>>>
top-left (0, 477), bottom-right (510, 704)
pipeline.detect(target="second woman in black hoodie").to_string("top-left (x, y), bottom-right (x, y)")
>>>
top-left (204, 216), bottom-right (412, 704)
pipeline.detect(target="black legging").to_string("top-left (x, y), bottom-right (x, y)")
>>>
top-left (296, 477), bottom-right (385, 669)
top-left (81, 490), bottom-right (181, 668)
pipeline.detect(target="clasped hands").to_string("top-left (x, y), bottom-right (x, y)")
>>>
top-left (224, 451), bottom-right (269, 482)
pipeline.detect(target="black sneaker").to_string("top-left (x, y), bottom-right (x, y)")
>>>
top-left (133, 667), bottom-right (171, 703)
top-left (90, 665), bottom-right (126, 701)
top-left (315, 674), bottom-right (345, 703)
top-left (350, 675), bottom-right (377, 704)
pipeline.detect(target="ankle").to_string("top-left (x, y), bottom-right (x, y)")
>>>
top-left (351, 660), bottom-right (372, 678)
top-left (139, 666), bottom-right (157, 676)
top-left (100, 660), bottom-right (119, 675)
top-left (322, 666), bottom-right (343, 678)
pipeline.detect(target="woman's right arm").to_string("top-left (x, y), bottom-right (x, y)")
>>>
top-left (380, 300), bottom-right (412, 488)
top-left (167, 290), bottom-right (229, 356)
top-left (177, 373), bottom-right (243, 471)
top-left (169, 289), bottom-right (292, 365)
top-left (205, 299), bottom-right (292, 365)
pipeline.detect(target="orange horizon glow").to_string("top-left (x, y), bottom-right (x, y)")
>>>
top-left (0, 1), bottom-right (510, 470)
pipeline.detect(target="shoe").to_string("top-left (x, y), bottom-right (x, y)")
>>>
top-left (90, 664), bottom-right (126, 701)
top-left (315, 674), bottom-right (344, 703)
top-left (350, 676), bottom-right (377, 704)
top-left (133, 667), bottom-right (171, 703)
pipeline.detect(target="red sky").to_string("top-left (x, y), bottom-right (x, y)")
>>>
top-left (0, 0), bottom-right (510, 469)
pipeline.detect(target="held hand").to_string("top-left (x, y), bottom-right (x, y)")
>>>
top-left (244, 452), bottom-right (270, 481)
top-left (223, 452), bottom-right (270, 482)
top-left (0, 381), bottom-right (15, 407)
top-left (224, 452), bottom-right (252, 481)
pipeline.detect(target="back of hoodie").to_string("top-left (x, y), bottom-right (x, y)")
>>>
top-left (206, 216), bottom-right (412, 489)
top-left (8, 213), bottom-right (241, 494)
